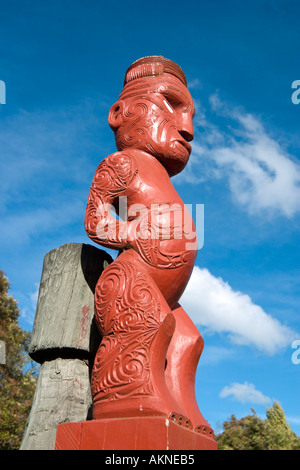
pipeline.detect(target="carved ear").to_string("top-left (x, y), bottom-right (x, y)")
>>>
top-left (108, 101), bottom-right (124, 131)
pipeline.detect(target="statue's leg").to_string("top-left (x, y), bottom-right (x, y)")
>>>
top-left (91, 252), bottom-right (191, 426)
top-left (165, 304), bottom-right (215, 437)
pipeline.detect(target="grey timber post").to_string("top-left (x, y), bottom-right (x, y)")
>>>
top-left (20, 243), bottom-right (112, 450)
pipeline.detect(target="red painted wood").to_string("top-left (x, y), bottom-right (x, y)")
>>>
top-left (55, 418), bottom-right (218, 450)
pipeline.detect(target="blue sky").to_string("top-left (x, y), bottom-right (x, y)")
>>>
top-left (1, 0), bottom-right (299, 436)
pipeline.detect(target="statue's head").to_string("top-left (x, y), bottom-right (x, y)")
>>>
top-left (108, 56), bottom-right (195, 177)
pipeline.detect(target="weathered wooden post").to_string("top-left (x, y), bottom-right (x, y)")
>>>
top-left (20, 243), bottom-right (112, 450)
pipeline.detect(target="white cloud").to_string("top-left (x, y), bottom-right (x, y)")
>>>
top-left (181, 266), bottom-right (297, 354)
top-left (30, 283), bottom-right (39, 309)
top-left (286, 416), bottom-right (300, 426)
top-left (20, 283), bottom-right (40, 327)
top-left (187, 78), bottom-right (202, 90)
top-left (190, 95), bottom-right (300, 218)
top-left (220, 381), bottom-right (272, 405)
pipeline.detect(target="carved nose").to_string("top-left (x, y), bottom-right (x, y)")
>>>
top-left (178, 115), bottom-right (194, 142)
top-left (179, 129), bottom-right (194, 142)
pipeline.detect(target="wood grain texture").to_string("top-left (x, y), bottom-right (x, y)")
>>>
top-left (21, 243), bottom-right (112, 450)
top-left (20, 358), bottom-right (92, 450)
top-left (29, 243), bottom-right (112, 362)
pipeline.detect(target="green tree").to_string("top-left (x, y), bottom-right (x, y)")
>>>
top-left (0, 270), bottom-right (37, 450)
top-left (216, 402), bottom-right (300, 450)
top-left (264, 401), bottom-right (300, 450)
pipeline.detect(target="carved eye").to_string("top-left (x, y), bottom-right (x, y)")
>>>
top-left (163, 99), bottom-right (174, 114)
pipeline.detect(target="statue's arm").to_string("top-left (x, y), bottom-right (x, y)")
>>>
top-left (84, 153), bottom-right (134, 250)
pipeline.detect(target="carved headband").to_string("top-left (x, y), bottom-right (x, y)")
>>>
top-left (123, 56), bottom-right (187, 87)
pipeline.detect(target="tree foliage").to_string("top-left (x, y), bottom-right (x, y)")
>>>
top-left (0, 270), bottom-right (37, 450)
top-left (216, 402), bottom-right (300, 450)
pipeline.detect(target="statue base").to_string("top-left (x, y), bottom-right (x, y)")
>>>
top-left (55, 417), bottom-right (218, 450)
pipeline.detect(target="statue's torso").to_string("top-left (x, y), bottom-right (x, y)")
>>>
top-left (112, 149), bottom-right (198, 307)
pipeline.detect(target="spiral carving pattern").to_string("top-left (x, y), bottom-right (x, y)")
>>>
top-left (91, 259), bottom-right (161, 400)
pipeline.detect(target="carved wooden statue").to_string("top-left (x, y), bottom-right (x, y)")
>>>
top-left (84, 56), bottom-right (213, 437)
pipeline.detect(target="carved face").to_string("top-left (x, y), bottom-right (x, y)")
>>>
top-left (108, 75), bottom-right (195, 177)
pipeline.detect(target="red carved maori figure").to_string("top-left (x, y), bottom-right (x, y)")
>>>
top-left (85, 56), bottom-right (213, 437)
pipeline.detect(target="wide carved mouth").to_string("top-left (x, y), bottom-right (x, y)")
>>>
top-left (175, 138), bottom-right (192, 154)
